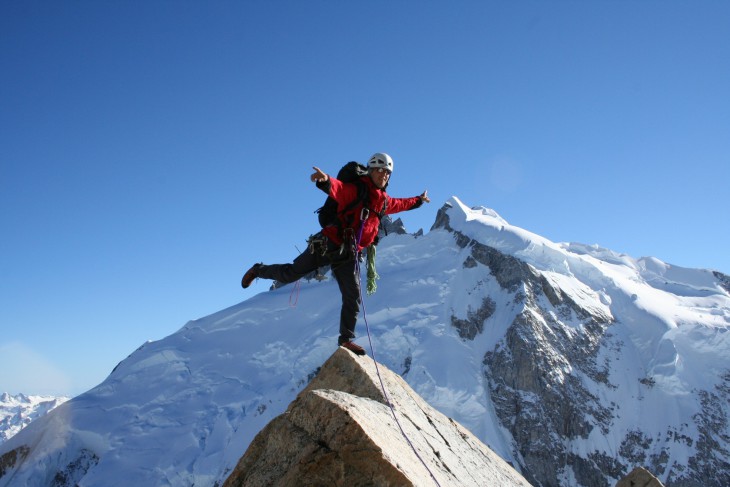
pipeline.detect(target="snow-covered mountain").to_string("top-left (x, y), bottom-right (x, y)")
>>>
top-left (1, 196), bottom-right (728, 487)
top-left (0, 393), bottom-right (68, 444)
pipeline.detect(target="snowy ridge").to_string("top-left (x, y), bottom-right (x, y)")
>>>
top-left (1, 197), bottom-right (728, 486)
top-left (445, 195), bottom-right (730, 379)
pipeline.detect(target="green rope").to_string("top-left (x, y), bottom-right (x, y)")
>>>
top-left (366, 244), bottom-right (379, 295)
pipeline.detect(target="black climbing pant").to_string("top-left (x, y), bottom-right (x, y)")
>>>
top-left (255, 233), bottom-right (361, 344)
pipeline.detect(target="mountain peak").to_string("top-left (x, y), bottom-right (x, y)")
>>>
top-left (432, 197), bottom-right (556, 262)
top-left (223, 348), bottom-right (531, 487)
top-left (432, 197), bottom-right (508, 231)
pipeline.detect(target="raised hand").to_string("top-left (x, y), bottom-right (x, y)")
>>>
top-left (311, 166), bottom-right (329, 183)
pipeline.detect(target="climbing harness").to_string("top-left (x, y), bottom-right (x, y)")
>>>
top-left (307, 232), bottom-right (353, 269)
top-left (308, 234), bottom-right (329, 256)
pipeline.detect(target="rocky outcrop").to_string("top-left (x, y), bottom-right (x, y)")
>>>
top-left (615, 466), bottom-right (665, 487)
top-left (714, 270), bottom-right (730, 294)
top-left (0, 446), bottom-right (29, 478)
top-left (49, 449), bottom-right (99, 487)
top-left (223, 348), bottom-right (531, 487)
top-left (381, 215), bottom-right (408, 236)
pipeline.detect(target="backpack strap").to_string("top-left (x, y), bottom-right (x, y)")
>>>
top-left (377, 196), bottom-right (388, 219)
top-left (335, 178), bottom-right (390, 241)
top-left (336, 179), bottom-right (368, 229)
top-left (352, 180), bottom-right (389, 223)
top-left (330, 179), bottom-right (369, 243)
top-left (376, 196), bottom-right (388, 237)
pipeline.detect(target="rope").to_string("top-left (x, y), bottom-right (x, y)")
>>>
top-left (289, 279), bottom-right (301, 307)
top-left (353, 215), bottom-right (442, 487)
top-left (289, 243), bottom-right (306, 308)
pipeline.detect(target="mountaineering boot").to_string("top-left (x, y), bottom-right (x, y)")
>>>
top-left (340, 341), bottom-right (366, 356)
top-left (241, 263), bottom-right (263, 289)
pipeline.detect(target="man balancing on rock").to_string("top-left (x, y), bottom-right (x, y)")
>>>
top-left (241, 152), bottom-right (430, 355)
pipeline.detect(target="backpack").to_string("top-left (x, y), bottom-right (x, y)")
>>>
top-left (315, 161), bottom-right (388, 235)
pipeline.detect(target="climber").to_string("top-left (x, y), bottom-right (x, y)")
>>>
top-left (241, 152), bottom-right (430, 355)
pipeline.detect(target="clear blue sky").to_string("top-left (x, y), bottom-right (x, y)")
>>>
top-left (2, 1), bottom-right (728, 396)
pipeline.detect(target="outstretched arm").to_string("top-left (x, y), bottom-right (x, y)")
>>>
top-left (386, 189), bottom-right (431, 214)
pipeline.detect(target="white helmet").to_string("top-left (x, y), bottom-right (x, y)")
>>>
top-left (368, 152), bottom-right (394, 173)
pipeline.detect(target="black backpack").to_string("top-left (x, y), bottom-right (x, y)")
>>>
top-left (315, 161), bottom-right (388, 234)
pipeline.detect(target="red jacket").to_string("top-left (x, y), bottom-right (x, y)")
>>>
top-left (317, 175), bottom-right (422, 251)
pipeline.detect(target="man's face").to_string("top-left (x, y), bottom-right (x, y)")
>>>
top-left (370, 167), bottom-right (391, 189)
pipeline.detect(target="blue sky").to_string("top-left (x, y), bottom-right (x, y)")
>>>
top-left (2, 1), bottom-right (728, 396)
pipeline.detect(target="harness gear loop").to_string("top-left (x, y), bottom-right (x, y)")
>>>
top-left (307, 234), bottom-right (328, 256)
top-left (316, 228), bottom-right (355, 270)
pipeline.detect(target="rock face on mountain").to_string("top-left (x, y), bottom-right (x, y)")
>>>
top-left (432, 200), bottom-right (730, 487)
top-left (223, 347), bottom-right (531, 487)
top-left (433, 208), bottom-right (614, 486)
top-left (616, 466), bottom-right (665, 487)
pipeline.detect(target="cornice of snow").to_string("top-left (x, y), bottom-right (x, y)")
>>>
top-left (439, 196), bottom-right (689, 279)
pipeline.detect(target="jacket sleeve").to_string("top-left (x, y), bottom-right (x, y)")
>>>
top-left (315, 178), bottom-right (331, 195)
top-left (316, 176), bottom-right (358, 203)
top-left (385, 195), bottom-right (423, 215)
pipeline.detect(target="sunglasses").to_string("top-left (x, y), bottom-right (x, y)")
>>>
top-left (373, 167), bottom-right (391, 175)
